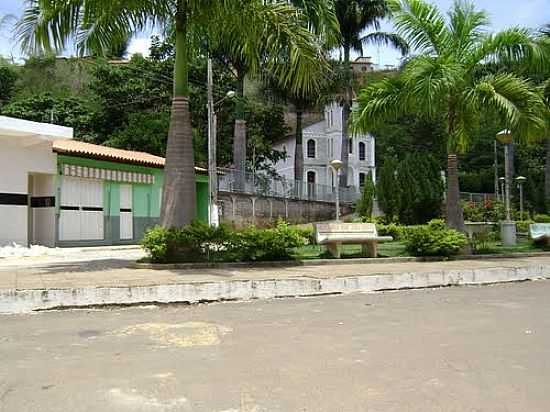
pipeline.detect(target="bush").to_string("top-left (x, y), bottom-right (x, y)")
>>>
top-left (142, 221), bottom-right (308, 263)
top-left (463, 199), bottom-right (506, 222)
top-left (534, 214), bottom-right (550, 223)
top-left (516, 220), bottom-right (534, 233)
top-left (404, 219), bottom-right (467, 257)
top-left (376, 223), bottom-right (406, 241)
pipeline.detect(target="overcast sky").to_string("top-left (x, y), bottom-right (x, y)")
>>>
top-left (1, 0), bottom-right (549, 65)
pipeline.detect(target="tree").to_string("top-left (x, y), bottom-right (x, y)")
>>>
top-left (0, 62), bottom-right (18, 109)
top-left (396, 153), bottom-right (443, 225)
top-left (209, 0), bottom-right (338, 183)
top-left (334, 0), bottom-right (408, 187)
top-left (376, 156), bottom-right (400, 220)
top-left (353, 0), bottom-right (548, 230)
top-left (17, 0), bottom-right (328, 228)
top-left (356, 171), bottom-right (376, 218)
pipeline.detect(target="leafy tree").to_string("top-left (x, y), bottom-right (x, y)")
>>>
top-left (1, 92), bottom-right (97, 140)
top-left (353, 0), bottom-right (548, 230)
top-left (333, 0), bottom-right (408, 187)
top-left (376, 156), bottom-right (400, 220)
top-left (105, 112), bottom-right (171, 156)
top-left (356, 171), bottom-right (376, 218)
top-left (18, 0), bottom-right (330, 228)
top-left (396, 153), bottom-right (443, 225)
top-left (0, 62), bottom-right (18, 108)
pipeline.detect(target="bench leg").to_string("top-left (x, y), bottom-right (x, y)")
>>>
top-left (362, 242), bottom-right (378, 258)
top-left (327, 242), bottom-right (342, 258)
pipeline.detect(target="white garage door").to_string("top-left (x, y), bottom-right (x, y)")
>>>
top-left (119, 184), bottom-right (133, 240)
top-left (59, 177), bottom-right (104, 241)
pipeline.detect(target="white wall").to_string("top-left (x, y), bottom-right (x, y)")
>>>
top-left (31, 174), bottom-right (56, 247)
top-left (0, 140), bottom-right (57, 246)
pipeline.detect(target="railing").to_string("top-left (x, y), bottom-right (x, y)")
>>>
top-left (460, 192), bottom-right (495, 205)
top-left (218, 168), bottom-right (362, 204)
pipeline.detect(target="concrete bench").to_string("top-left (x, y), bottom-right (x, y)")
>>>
top-left (314, 223), bottom-right (393, 258)
top-left (529, 223), bottom-right (550, 245)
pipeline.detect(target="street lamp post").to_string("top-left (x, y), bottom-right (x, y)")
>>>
top-left (496, 129), bottom-right (516, 246)
top-left (207, 57), bottom-right (235, 226)
top-left (330, 159), bottom-right (343, 222)
top-left (499, 177), bottom-right (505, 203)
top-left (516, 176), bottom-right (527, 219)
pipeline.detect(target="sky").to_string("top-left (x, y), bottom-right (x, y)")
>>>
top-left (1, 0), bottom-right (549, 65)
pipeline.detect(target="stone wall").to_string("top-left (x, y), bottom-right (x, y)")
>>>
top-left (218, 191), bottom-right (352, 227)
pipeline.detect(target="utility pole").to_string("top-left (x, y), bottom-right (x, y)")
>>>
top-left (207, 57), bottom-right (219, 227)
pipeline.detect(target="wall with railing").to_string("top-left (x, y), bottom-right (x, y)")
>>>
top-left (218, 168), bottom-right (362, 204)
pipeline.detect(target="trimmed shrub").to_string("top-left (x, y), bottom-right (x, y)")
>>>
top-left (404, 219), bottom-right (467, 257)
top-left (376, 223), bottom-right (406, 241)
top-left (534, 214), bottom-right (550, 223)
top-left (142, 221), bottom-right (307, 263)
top-left (516, 220), bottom-right (534, 233)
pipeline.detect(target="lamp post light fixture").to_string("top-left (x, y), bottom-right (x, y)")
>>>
top-left (207, 56), bottom-right (235, 226)
top-left (330, 159), bottom-right (343, 222)
top-left (496, 129), bottom-right (516, 246)
top-left (516, 175), bottom-right (527, 219)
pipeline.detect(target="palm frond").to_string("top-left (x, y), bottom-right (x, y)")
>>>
top-left (352, 76), bottom-right (410, 133)
top-left (388, 0), bottom-right (450, 54)
top-left (472, 73), bottom-right (547, 141)
top-left (448, 0), bottom-right (489, 59)
top-left (401, 55), bottom-right (463, 117)
top-left (16, 0), bottom-right (172, 56)
top-left (361, 32), bottom-right (409, 55)
top-left (467, 27), bottom-right (547, 72)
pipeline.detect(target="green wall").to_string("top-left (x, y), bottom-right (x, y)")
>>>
top-left (57, 155), bottom-right (208, 222)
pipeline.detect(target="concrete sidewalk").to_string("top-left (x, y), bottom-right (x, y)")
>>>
top-left (1, 252), bottom-right (550, 313)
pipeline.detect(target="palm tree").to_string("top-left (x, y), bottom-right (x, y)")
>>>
top-left (17, 0), bottom-right (328, 228)
top-left (353, 0), bottom-right (548, 230)
top-left (209, 0), bottom-right (339, 186)
top-left (334, 0), bottom-right (408, 187)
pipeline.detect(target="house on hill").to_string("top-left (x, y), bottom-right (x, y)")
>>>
top-left (272, 102), bottom-right (376, 192)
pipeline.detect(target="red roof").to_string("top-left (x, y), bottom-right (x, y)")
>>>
top-left (53, 140), bottom-right (207, 173)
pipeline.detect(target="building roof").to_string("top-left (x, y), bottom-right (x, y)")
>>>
top-left (0, 116), bottom-right (73, 142)
top-left (52, 139), bottom-right (207, 173)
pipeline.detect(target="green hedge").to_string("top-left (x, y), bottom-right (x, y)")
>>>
top-left (404, 219), bottom-right (467, 257)
top-left (142, 221), bottom-right (308, 263)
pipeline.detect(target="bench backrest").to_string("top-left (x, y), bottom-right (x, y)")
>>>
top-left (315, 222), bottom-right (378, 239)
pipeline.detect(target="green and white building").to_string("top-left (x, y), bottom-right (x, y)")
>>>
top-left (0, 116), bottom-right (208, 247)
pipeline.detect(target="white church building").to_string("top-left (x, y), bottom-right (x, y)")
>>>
top-left (272, 102), bottom-right (375, 190)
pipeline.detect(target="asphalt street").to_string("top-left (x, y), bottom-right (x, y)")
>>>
top-left (1, 281), bottom-right (549, 411)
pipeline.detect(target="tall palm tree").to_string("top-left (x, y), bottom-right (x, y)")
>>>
top-left (209, 0), bottom-right (339, 185)
top-left (353, 0), bottom-right (548, 230)
top-left (17, 0), bottom-right (328, 228)
top-left (334, 0), bottom-right (408, 187)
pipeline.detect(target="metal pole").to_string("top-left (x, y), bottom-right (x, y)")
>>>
top-left (519, 183), bottom-right (524, 218)
top-left (504, 143), bottom-right (511, 221)
top-left (494, 140), bottom-right (499, 200)
top-left (207, 57), bottom-right (218, 226)
top-left (335, 168), bottom-right (340, 222)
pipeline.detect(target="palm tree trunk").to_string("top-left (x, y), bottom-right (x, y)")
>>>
top-left (340, 45), bottom-right (351, 187)
top-left (445, 153), bottom-right (464, 231)
top-left (233, 72), bottom-right (247, 190)
top-left (160, 0), bottom-right (196, 228)
top-left (545, 138), bottom-right (550, 208)
top-left (294, 109), bottom-right (304, 198)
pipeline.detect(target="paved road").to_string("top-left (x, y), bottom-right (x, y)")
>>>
top-left (1, 281), bottom-right (549, 412)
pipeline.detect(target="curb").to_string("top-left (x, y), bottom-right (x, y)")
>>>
top-left (131, 251), bottom-right (550, 271)
top-left (1, 262), bottom-right (549, 314)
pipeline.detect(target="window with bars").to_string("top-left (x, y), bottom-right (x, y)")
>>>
top-left (359, 142), bottom-right (366, 161)
top-left (307, 139), bottom-right (316, 158)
